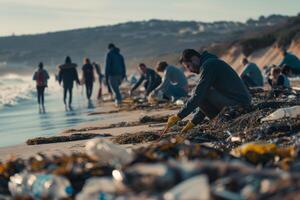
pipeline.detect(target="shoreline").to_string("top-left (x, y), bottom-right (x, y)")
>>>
top-left (0, 101), bottom-right (177, 162)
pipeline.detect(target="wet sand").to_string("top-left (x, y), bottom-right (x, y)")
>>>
top-left (0, 101), bottom-right (178, 162)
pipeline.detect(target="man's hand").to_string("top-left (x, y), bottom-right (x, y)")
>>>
top-left (166, 115), bottom-right (181, 129)
top-left (181, 121), bottom-right (196, 134)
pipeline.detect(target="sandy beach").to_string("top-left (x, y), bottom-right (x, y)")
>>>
top-left (0, 101), bottom-right (178, 162)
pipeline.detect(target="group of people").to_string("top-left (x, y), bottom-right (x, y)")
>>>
top-left (165, 48), bottom-right (300, 134)
top-left (32, 43), bottom-right (300, 135)
top-left (33, 55), bottom-right (103, 112)
top-left (240, 49), bottom-right (300, 91)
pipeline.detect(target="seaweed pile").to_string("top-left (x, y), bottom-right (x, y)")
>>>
top-left (26, 133), bottom-right (112, 145)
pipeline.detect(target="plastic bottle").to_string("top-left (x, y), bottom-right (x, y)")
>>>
top-left (261, 106), bottom-right (300, 122)
top-left (164, 175), bottom-right (210, 200)
top-left (9, 172), bottom-right (73, 200)
top-left (76, 177), bottom-right (127, 200)
top-left (85, 138), bottom-right (134, 167)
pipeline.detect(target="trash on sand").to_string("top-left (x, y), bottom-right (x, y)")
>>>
top-left (261, 106), bottom-right (300, 122)
top-left (231, 142), bottom-right (296, 164)
top-left (164, 175), bottom-right (210, 200)
top-left (9, 172), bottom-right (73, 199)
top-left (76, 177), bottom-right (127, 200)
top-left (86, 138), bottom-right (134, 166)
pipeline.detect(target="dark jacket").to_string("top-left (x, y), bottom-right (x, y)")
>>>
top-left (105, 48), bottom-right (126, 77)
top-left (131, 68), bottom-right (162, 95)
top-left (178, 51), bottom-right (251, 119)
top-left (58, 63), bottom-right (80, 89)
top-left (82, 63), bottom-right (94, 85)
top-left (268, 74), bottom-right (290, 88)
top-left (279, 52), bottom-right (300, 70)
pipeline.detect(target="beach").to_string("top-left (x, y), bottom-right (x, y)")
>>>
top-left (0, 97), bottom-right (178, 161)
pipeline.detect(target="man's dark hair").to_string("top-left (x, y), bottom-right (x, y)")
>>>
top-left (156, 61), bottom-right (168, 72)
top-left (65, 56), bottom-right (71, 64)
top-left (139, 63), bottom-right (146, 68)
top-left (242, 57), bottom-right (248, 63)
top-left (38, 62), bottom-right (43, 69)
top-left (108, 43), bottom-right (115, 49)
top-left (179, 49), bottom-right (201, 63)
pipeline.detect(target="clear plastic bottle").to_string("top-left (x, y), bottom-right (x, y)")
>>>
top-left (86, 138), bottom-right (134, 167)
top-left (76, 177), bottom-right (126, 200)
top-left (9, 172), bottom-right (73, 200)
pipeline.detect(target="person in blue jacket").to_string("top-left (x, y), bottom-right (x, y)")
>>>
top-left (279, 49), bottom-right (300, 74)
top-left (105, 43), bottom-right (126, 106)
top-left (240, 58), bottom-right (264, 87)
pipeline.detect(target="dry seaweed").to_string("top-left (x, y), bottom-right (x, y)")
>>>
top-left (26, 133), bottom-right (112, 145)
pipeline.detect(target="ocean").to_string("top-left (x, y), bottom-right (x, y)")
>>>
top-left (0, 73), bottom-right (104, 148)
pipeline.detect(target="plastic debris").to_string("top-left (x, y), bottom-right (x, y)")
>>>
top-left (164, 175), bottom-right (210, 200)
top-left (86, 138), bottom-right (134, 166)
top-left (261, 106), bottom-right (300, 122)
top-left (76, 177), bottom-right (127, 200)
top-left (9, 172), bottom-right (73, 199)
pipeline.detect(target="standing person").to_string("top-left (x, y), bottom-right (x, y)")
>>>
top-left (279, 49), bottom-right (300, 74)
top-left (93, 62), bottom-right (104, 100)
top-left (105, 43), bottom-right (126, 106)
top-left (33, 62), bottom-right (50, 113)
top-left (240, 58), bottom-right (264, 87)
top-left (130, 63), bottom-right (162, 97)
top-left (150, 61), bottom-right (188, 101)
top-left (58, 56), bottom-right (80, 110)
top-left (82, 58), bottom-right (95, 100)
top-left (165, 49), bottom-right (251, 134)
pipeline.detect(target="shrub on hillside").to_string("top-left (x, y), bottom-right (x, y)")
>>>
top-left (240, 34), bottom-right (276, 56)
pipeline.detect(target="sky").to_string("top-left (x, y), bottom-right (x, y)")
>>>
top-left (0, 0), bottom-right (299, 36)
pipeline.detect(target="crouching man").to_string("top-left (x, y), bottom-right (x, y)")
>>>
top-left (166, 49), bottom-right (252, 133)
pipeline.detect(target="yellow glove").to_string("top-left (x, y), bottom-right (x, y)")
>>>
top-left (181, 121), bottom-right (196, 134)
top-left (166, 115), bottom-right (181, 129)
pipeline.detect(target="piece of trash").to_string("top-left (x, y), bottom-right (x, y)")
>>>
top-left (261, 106), bottom-right (300, 122)
top-left (164, 175), bottom-right (210, 200)
top-left (9, 172), bottom-right (73, 199)
top-left (86, 138), bottom-right (134, 166)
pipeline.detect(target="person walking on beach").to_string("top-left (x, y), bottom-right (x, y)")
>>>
top-left (33, 62), bottom-right (50, 113)
top-left (58, 56), bottom-right (80, 110)
top-left (240, 58), bottom-right (264, 88)
top-left (130, 63), bottom-right (162, 97)
top-left (105, 43), bottom-right (126, 106)
top-left (82, 58), bottom-right (95, 100)
top-left (93, 62), bottom-right (104, 100)
top-left (165, 49), bottom-right (251, 134)
top-left (149, 61), bottom-right (188, 101)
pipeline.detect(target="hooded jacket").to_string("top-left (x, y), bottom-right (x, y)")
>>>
top-left (178, 51), bottom-right (251, 119)
top-left (279, 52), bottom-right (300, 70)
top-left (105, 48), bottom-right (126, 77)
top-left (58, 63), bottom-right (80, 88)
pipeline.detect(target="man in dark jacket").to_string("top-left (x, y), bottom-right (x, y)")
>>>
top-left (165, 49), bottom-right (251, 133)
top-left (58, 56), bottom-right (80, 110)
top-left (130, 63), bottom-right (162, 97)
top-left (105, 43), bottom-right (126, 106)
top-left (82, 58), bottom-right (95, 100)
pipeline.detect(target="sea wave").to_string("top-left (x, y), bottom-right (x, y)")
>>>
top-left (0, 74), bottom-right (35, 107)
